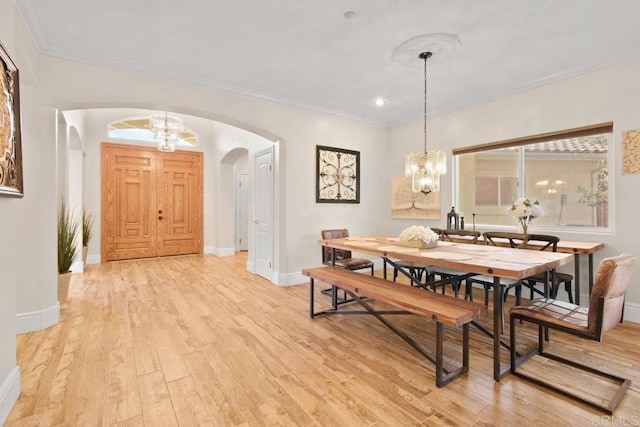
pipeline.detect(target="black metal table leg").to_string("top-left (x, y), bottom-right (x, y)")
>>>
top-left (588, 253), bottom-right (594, 297)
top-left (574, 253), bottom-right (581, 305)
top-left (493, 275), bottom-right (502, 381)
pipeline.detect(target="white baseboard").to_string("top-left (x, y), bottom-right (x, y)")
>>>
top-left (70, 260), bottom-right (84, 273)
top-left (204, 246), bottom-right (235, 257)
top-left (623, 302), bottom-right (640, 324)
top-left (576, 293), bottom-right (639, 323)
top-left (16, 302), bottom-right (60, 334)
top-left (0, 366), bottom-right (20, 426)
top-left (218, 247), bottom-right (235, 257)
top-left (246, 260), bottom-right (254, 273)
top-left (86, 254), bottom-right (101, 264)
top-left (276, 259), bottom-right (386, 287)
top-left (273, 271), bottom-right (306, 286)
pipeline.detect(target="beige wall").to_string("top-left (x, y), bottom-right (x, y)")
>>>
top-left (0, 0), bottom-right (19, 420)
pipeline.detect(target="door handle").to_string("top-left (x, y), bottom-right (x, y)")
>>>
top-left (159, 215), bottom-right (164, 220)
top-left (158, 209), bottom-right (163, 214)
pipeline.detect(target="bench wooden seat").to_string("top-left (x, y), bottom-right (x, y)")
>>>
top-left (302, 266), bottom-right (487, 387)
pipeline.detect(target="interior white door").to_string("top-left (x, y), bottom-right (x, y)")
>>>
top-left (237, 172), bottom-right (249, 251)
top-left (254, 149), bottom-right (273, 280)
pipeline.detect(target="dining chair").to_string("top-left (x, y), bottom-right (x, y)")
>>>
top-left (487, 233), bottom-right (573, 303)
top-left (510, 253), bottom-right (635, 414)
top-left (465, 232), bottom-right (528, 308)
top-left (429, 229), bottom-right (481, 298)
top-left (320, 229), bottom-right (374, 275)
top-left (320, 229), bottom-right (374, 303)
top-left (391, 227), bottom-right (442, 286)
top-left (523, 238), bottom-right (574, 303)
top-left (466, 232), bottom-right (568, 332)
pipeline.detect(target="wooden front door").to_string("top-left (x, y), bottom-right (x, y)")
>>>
top-left (102, 143), bottom-right (203, 262)
top-left (156, 152), bottom-right (203, 256)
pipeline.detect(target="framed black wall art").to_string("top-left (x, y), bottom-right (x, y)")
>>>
top-left (0, 40), bottom-right (23, 197)
top-left (316, 145), bottom-right (360, 203)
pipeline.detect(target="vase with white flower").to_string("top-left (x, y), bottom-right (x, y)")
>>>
top-left (507, 198), bottom-right (543, 235)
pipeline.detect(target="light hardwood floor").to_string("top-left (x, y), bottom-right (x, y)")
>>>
top-left (7, 253), bottom-right (640, 426)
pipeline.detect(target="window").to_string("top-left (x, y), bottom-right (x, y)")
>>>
top-left (454, 123), bottom-right (611, 231)
top-left (108, 117), bottom-right (199, 147)
top-left (475, 176), bottom-right (517, 206)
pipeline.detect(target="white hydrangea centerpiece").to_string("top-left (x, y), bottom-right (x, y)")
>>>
top-left (399, 225), bottom-right (439, 248)
top-left (507, 197), bottom-right (543, 234)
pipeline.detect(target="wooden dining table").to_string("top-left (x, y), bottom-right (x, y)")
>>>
top-left (318, 234), bottom-right (574, 381)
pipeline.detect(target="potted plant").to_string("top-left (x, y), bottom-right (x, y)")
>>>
top-left (58, 200), bottom-right (80, 304)
top-left (82, 208), bottom-right (94, 265)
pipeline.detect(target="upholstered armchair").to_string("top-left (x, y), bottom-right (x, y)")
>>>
top-left (510, 253), bottom-right (635, 413)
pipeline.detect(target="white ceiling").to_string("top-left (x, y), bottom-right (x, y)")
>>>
top-left (15, 0), bottom-right (640, 127)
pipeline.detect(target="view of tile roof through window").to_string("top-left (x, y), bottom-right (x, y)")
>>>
top-left (526, 135), bottom-right (608, 154)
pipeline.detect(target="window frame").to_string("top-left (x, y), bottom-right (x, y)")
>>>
top-left (453, 122), bottom-right (614, 235)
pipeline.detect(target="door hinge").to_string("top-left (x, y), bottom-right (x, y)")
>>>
top-left (239, 181), bottom-right (242, 188)
top-left (269, 261), bottom-right (272, 269)
top-left (239, 238), bottom-right (242, 244)
top-left (269, 165), bottom-right (272, 171)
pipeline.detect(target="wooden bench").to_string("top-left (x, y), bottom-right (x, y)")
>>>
top-left (302, 266), bottom-right (487, 387)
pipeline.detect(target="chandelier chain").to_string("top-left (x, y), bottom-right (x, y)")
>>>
top-left (404, 50), bottom-right (445, 194)
top-left (423, 53), bottom-right (428, 153)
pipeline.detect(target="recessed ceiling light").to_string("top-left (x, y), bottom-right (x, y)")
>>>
top-left (344, 11), bottom-right (356, 19)
top-left (375, 98), bottom-right (385, 106)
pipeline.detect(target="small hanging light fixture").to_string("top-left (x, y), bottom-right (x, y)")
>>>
top-left (405, 51), bottom-right (446, 194)
top-left (149, 112), bottom-right (184, 152)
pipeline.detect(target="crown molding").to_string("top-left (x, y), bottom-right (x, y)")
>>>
top-left (15, 0), bottom-right (51, 52)
top-left (392, 46), bottom-right (640, 129)
top-left (16, 1), bottom-right (640, 130)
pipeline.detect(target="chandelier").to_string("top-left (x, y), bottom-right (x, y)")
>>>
top-left (149, 112), bottom-right (184, 152)
top-left (404, 51), bottom-right (447, 193)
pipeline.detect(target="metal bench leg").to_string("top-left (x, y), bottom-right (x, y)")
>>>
top-left (463, 323), bottom-right (469, 370)
top-left (331, 285), bottom-right (338, 310)
top-left (436, 322), bottom-right (444, 384)
top-left (310, 278), bottom-right (315, 318)
top-left (435, 321), bottom-right (470, 388)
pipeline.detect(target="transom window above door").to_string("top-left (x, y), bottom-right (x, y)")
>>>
top-left (108, 116), bottom-right (199, 147)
